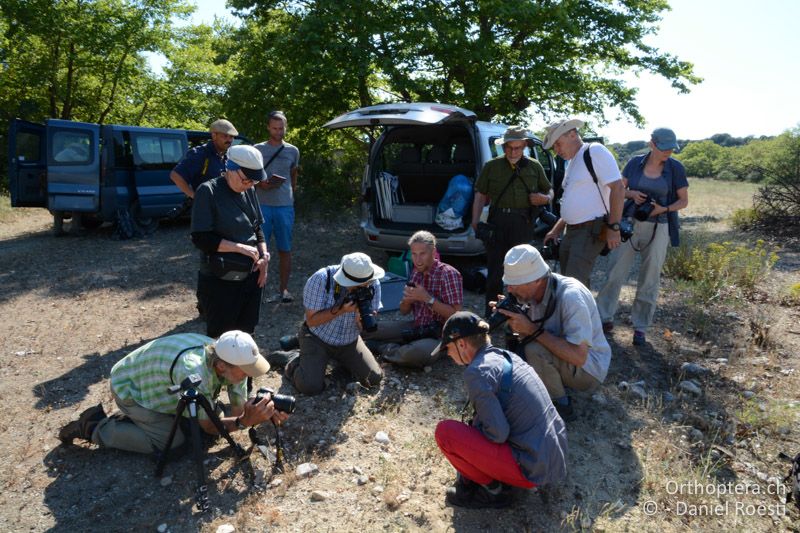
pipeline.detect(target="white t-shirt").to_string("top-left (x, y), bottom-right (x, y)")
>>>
top-left (559, 143), bottom-right (621, 224)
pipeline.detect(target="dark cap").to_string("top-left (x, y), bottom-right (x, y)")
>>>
top-left (431, 311), bottom-right (490, 356)
top-left (651, 127), bottom-right (679, 152)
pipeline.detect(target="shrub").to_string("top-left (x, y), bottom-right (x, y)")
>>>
top-left (664, 236), bottom-right (779, 304)
top-left (730, 207), bottom-right (760, 230)
top-left (715, 169), bottom-right (739, 181)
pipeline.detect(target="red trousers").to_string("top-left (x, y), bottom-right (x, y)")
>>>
top-left (435, 420), bottom-right (535, 488)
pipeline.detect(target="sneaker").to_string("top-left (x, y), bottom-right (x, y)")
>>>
top-left (555, 400), bottom-right (577, 423)
top-left (602, 321), bottom-right (614, 334)
top-left (445, 480), bottom-right (513, 509)
top-left (266, 349), bottom-right (300, 369)
top-left (58, 404), bottom-right (107, 444)
top-left (281, 290), bottom-right (293, 303)
top-left (633, 330), bottom-right (646, 346)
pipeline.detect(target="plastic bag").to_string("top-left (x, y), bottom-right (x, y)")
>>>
top-left (436, 174), bottom-right (473, 219)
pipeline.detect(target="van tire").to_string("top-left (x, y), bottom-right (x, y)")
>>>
top-left (52, 211), bottom-right (65, 236)
top-left (131, 199), bottom-right (159, 236)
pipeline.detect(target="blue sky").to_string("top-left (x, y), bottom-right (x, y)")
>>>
top-left (180, 0), bottom-right (800, 143)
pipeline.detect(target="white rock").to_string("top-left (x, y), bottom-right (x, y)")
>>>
top-left (629, 385), bottom-right (647, 401)
top-left (743, 390), bottom-right (756, 399)
top-left (591, 392), bottom-right (608, 405)
top-left (397, 490), bottom-right (411, 504)
top-left (270, 478), bottom-right (283, 487)
top-left (372, 485), bottom-right (385, 496)
top-left (374, 431), bottom-right (391, 444)
top-left (157, 524), bottom-right (168, 533)
top-left (352, 465), bottom-right (364, 475)
top-left (310, 490), bottom-right (328, 501)
top-left (357, 475), bottom-right (369, 485)
top-left (159, 476), bottom-right (172, 487)
top-left (216, 525), bottom-right (235, 533)
top-left (295, 463), bottom-right (319, 478)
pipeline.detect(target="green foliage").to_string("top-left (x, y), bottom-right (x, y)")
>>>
top-left (786, 282), bottom-right (800, 306)
top-left (675, 140), bottom-right (725, 177)
top-left (228, 0), bottom-right (700, 125)
top-left (753, 127), bottom-right (800, 221)
top-left (664, 235), bottom-right (779, 304)
top-left (730, 207), bottom-right (760, 229)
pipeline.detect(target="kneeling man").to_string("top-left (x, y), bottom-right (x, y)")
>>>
top-left (59, 331), bottom-right (287, 453)
top-left (434, 311), bottom-right (567, 509)
top-left (498, 244), bottom-right (611, 421)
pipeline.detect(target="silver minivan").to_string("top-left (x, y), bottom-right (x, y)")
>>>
top-left (324, 102), bottom-right (556, 255)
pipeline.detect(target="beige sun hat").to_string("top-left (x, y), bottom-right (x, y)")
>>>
top-left (542, 118), bottom-right (584, 150)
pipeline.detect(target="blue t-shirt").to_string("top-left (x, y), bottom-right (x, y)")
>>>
top-left (173, 141), bottom-right (227, 191)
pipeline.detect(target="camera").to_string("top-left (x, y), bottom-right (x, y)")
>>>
top-left (341, 285), bottom-right (378, 332)
top-left (619, 219), bottom-right (634, 242)
top-left (401, 322), bottom-right (441, 342)
top-left (254, 387), bottom-right (296, 414)
top-left (633, 195), bottom-right (655, 221)
top-left (487, 293), bottom-right (526, 331)
top-left (539, 240), bottom-right (560, 261)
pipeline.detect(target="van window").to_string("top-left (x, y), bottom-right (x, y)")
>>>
top-left (16, 132), bottom-right (41, 163)
top-left (532, 144), bottom-right (554, 180)
top-left (132, 134), bottom-right (183, 168)
top-left (51, 130), bottom-right (91, 164)
top-left (113, 131), bottom-right (134, 168)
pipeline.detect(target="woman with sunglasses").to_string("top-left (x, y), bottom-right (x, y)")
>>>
top-left (191, 144), bottom-right (271, 339)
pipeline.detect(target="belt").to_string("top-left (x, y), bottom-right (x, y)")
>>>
top-left (566, 220), bottom-right (595, 230)
top-left (495, 207), bottom-right (530, 214)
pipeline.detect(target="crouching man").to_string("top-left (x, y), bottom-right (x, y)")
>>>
top-left (434, 311), bottom-right (567, 509)
top-left (58, 331), bottom-right (288, 453)
top-left (365, 231), bottom-right (462, 367)
top-left (271, 252), bottom-right (384, 395)
top-left (498, 245), bottom-right (611, 421)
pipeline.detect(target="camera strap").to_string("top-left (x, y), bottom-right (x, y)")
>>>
top-left (630, 221), bottom-right (658, 252)
top-left (519, 275), bottom-right (558, 347)
top-left (170, 345), bottom-right (204, 385)
top-left (488, 163), bottom-right (525, 221)
top-left (582, 143), bottom-right (610, 218)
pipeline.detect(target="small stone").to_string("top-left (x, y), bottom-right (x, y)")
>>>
top-left (381, 452), bottom-right (392, 461)
top-left (253, 469), bottom-right (267, 486)
top-left (311, 490), bottom-right (328, 502)
top-left (157, 524), bottom-right (168, 533)
top-left (681, 362), bottom-right (708, 377)
top-left (628, 385), bottom-right (647, 401)
top-left (216, 525), bottom-right (235, 533)
top-left (295, 463), bottom-right (319, 478)
top-left (662, 391), bottom-right (674, 403)
top-left (357, 475), bottom-right (369, 486)
top-left (617, 381), bottom-right (630, 392)
top-left (715, 358), bottom-right (729, 365)
top-left (345, 382), bottom-right (360, 394)
top-left (424, 366), bottom-right (433, 373)
top-left (671, 412), bottom-right (684, 422)
top-left (591, 392), bottom-right (608, 405)
top-left (678, 345), bottom-right (703, 358)
top-left (743, 390), bottom-right (755, 399)
top-left (372, 485), bottom-right (385, 496)
top-left (678, 380), bottom-right (702, 397)
top-left (270, 478), bottom-right (283, 488)
top-left (159, 476), bottom-right (172, 487)
top-left (374, 431), bottom-right (391, 444)
top-left (689, 429), bottom-right (704, 441)
top-left (396, 490), bottom-right (411, 504)
top-left (352, 466), bottom-right (364, 475)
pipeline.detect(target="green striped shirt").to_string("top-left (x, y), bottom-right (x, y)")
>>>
top-left (110, 333), bottom-right (246, 421)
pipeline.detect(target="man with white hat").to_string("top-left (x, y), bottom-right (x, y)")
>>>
top-left (496, 245), bottom-right (611, 421)
top-left (471, 125), bottom-right (553, 316)
top-left (58, 331), bottom-right (287, 454)
top-left (270, 252), bottom-right (384, 395)
top-left (542, 118), bottom-right (625, 289)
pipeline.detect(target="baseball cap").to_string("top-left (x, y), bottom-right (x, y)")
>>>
top-left (226, 145), bottom-right (268, 182)
top-left (431, 311), bottom-right (490, 356)
top-left (651, 127), bottom-right (680, 152)
top-left (214, 331), bottom-right (270, 378)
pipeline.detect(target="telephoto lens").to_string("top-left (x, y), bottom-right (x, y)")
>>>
top-left (255, 387), bottom-right (297, 414)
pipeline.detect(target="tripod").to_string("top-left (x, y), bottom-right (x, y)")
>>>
top-left (155, 374), bottom-right (245, 513)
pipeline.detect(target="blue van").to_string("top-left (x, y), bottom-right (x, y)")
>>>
top-left (8, 118), bottom-right (247, 235)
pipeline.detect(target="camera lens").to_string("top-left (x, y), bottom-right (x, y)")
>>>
top-left (272, 393), bottom-right (296, 414)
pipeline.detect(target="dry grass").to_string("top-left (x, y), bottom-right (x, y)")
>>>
top-left (682, 178), bottom-right (760, 227)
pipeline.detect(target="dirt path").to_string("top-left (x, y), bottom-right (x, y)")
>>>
top-left (0, 210), bottom-right (797, 532)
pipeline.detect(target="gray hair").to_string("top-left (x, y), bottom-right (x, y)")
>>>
top-left (408, 230), bottom-right (436, 248)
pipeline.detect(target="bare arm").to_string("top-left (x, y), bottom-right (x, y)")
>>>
top-left (498, 309), bottom-right (588, 367)
top-left (170, 171), bottom-right (195, 198)
top-left (304, 301), bottom-right (357, 328)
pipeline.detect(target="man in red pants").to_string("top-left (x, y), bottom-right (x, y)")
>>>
top-left (433, 311), bottom-right (568, 508)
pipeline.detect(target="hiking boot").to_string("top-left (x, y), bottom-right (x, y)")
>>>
top-left (633, 330), bottom-right (646, 346)
top-left (281, 289), bottom-right (294, 303)
top-left (58, 403), bottom-right (107, 444)
top-left (602, 321), bottom-right (614, 334)
top-left (267, 349), bottom-right (300, 369)
top-left (445, 480), bottom-right (513, 509)
top-left (554, 397), bottom-right (577, 423)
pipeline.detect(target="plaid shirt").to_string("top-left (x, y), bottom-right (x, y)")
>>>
top-left (110, 333), bottom-right (247, 421)
top-left (304, 265), bottom-right (382, 346)
top-left (410, 259), bottom-right (463, 326)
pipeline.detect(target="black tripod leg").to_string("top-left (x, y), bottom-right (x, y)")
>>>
top-left (155, 397), bottom-right (187, 477)
top-left (195, 394), bottom-right (245, 457)
top-left (187, 400), bottom-right (211, 513)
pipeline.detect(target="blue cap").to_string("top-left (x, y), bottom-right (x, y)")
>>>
top-left (651, 128), bottom-right (679, 152)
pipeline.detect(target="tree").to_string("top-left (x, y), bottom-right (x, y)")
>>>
top-left (675, 140), bottom-right (724, 178)
top-left (0, 0), bottom-right (192, 124)
top-left (754, 127), bottom-right (800, 222)
top-left (228, 0), bottom-right (700, 126)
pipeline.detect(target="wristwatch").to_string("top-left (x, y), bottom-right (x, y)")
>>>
top-left (427, 296), bottom-right (436, 306)
top-left (606, 222), bottom-right (621, 231)
top-left (235, 416), bottom-right (247, 430)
